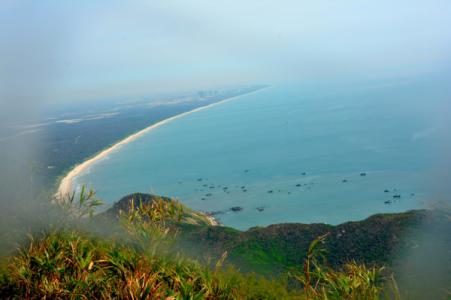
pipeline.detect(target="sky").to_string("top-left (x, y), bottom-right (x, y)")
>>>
top-left (1, 0), bottom-right (450, 107)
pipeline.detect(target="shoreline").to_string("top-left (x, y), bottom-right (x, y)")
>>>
top-left (55, 87), bottom-right (269, 201)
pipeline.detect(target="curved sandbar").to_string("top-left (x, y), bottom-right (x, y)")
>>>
top-left (56, 87), bottom-right (269, 200)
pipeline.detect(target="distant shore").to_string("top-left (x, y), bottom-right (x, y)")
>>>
top-left (56, 87), bottom-right (269, 200)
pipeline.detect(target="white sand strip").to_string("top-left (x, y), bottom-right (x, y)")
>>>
top-left (56, 87), bottom-right (268, 200)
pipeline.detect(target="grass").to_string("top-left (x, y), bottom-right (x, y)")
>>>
top-left (0, 231), bottom-right (296, 299)
top-left (0, 188), bottom-right (433, 299)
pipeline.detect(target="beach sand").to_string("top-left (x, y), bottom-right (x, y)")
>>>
top-left (55, 88), bottom-right (268, 202)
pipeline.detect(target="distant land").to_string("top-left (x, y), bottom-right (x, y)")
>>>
top-left (55, 85), bottom-right (269, 199)
top-left (1, 85), bottom-right (268, 192)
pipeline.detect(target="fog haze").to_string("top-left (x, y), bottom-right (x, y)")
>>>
top-left (2, 0), bottom-right (450, 106)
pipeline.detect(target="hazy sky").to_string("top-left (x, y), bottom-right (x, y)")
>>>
top-left (1, 0), bottom-right (450, 104)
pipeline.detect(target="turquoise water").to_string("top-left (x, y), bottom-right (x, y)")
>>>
top-left (74, 79), bottom-right (448, 230)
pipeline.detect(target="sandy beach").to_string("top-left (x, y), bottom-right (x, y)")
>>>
top-left (56, 88), bottom-right (268, 201)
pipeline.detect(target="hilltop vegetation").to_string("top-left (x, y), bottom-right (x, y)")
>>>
top-left (106, 194), bottom-right (448, 276)
top-left (0, 191), bottom-right (449, 299)
top-left (179, 210), bottom-right (431, 274)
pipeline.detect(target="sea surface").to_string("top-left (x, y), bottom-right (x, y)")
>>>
top-left (74, 78), bottom-right (450, 230)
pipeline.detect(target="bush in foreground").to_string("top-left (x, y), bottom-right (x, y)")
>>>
top-left (0, 190), bottom-right (404, 299)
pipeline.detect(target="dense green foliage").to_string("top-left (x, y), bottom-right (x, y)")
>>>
top-left (177, 209), bottom-right (434, 274)
top-left (106, 193), bottom-right (436, 276)
top-left (0, 191), bottom-right (405, 299)
top-left (0, 230), bottom-right (296, 299)
top-left (0, 191), bottom-right (449, 299)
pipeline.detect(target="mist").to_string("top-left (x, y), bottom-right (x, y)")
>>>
top-left (1, 0), bottom-right (450, 296)
top-left (2, 0), bottom-right (450, 104)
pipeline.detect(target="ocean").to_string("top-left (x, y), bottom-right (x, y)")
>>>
top-left (73, 78), bottom-right (448, 230)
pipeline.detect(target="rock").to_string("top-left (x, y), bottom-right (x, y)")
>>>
top-left (230, 206), bottom-right (243, 212)
top-left (206, 210), bottom-right (224, 216)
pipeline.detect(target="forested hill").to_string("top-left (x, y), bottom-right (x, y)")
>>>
top-left (103, 193), bottom-right (450, 275)
top-left (181, 210), bottom-right (447, 273)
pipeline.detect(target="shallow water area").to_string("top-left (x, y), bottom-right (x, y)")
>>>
top-left (74, 79), bottom-right (448, 230)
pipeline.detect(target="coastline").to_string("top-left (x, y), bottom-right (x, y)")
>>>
top-left (55, 87), bottom-right (269, 201)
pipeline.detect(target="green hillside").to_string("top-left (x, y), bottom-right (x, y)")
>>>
top-left (0, 191), bottom-right (449, 299)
